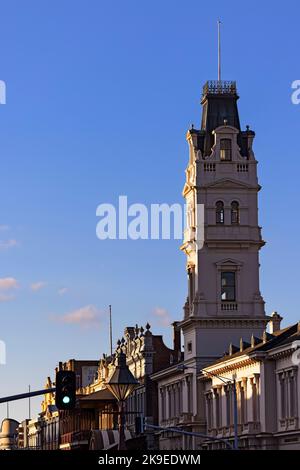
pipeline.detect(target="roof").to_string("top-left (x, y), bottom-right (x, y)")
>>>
top-left (190, 80), bottom-right (252, 158)
top-left (79, 388), bottom-right (115, 402)
top-left (206, 323), bottom-right (300, 368)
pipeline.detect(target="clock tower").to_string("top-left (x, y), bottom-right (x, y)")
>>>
top-left (180, 81), bottom-right (269, 367)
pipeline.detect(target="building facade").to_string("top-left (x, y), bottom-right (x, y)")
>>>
top-left (181, 79), bottom-right (268, 367)
top-left (15, 79), bottom-right (300, 451)
top-left (36, 323), bottom-right (180, 450)
top-left (201, 316), bottom-right (300, 450)
top-left (0, 419), bottom-right (19, 450)
top-left (151, 80), bottom-right (300, 450)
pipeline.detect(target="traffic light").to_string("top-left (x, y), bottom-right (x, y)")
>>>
top-left (55, 370), bottom-right (76, 410)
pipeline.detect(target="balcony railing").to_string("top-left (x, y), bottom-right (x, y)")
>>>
top-left (179, 412), bottom-right (193, 424)
top-left (60, 430), bottom-right (90, 446)
top-left (279, 417), bottom-right (299, 431)
top-left (221, 302), bottom-right (238, 311)
top-left (202, 81), bottom-right (237, 97)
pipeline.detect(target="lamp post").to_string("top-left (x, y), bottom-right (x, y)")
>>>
top-left (106, 351), bottom-right (139, 450)
top-left (177, 364), bottom-right (238, 450)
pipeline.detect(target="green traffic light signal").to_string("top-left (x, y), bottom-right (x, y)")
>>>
top-left (55, 370), bottom-right (76, 410)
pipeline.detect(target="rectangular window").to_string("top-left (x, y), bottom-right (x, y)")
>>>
top-left (289, 376), bottom-right (295, 417)
top-left (221, 272), bottom-right (236, 301)
top-left (215, 391), bottom-right (221, 428)
top-left (161, 389), bottom-right (165, 421)
top-left (226, 389), bottom-right (231, 426)
top-left (187, 379), bottom-right (193, 413)
top-left (280, 377), bottom-right (287, 419)
top-left (206, 394), bottom-right (213, 429)
top-left (220, 138), bottom-right (232, 161)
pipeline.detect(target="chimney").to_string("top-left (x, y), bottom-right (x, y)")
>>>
top-left (269, 311), bottom-right (283, 334)
top-left (172, 321), bottom-right (181, 361)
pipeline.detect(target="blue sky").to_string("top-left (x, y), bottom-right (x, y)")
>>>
top-left (0, 0), bottom-right (300, 422)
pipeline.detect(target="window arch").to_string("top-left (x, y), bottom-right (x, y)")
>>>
top-left (231, 201), bottom-right (240, 224)
top-left (216, 201), bottom-right (224, 224)
top-left (220, 138), bottom-right (232, 161)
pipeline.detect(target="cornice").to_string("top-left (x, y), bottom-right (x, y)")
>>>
top-left (198, 356), bottom-right (258, 378)
top-left (199, 178), bottom-right (261, 191)
top-left (179, 317), bottom-right (269, 330)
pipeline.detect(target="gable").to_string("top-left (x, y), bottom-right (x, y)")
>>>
top-left (201, 178), bottom-right (260, 191)
top-left (215, 258), bottom-right (243, 267)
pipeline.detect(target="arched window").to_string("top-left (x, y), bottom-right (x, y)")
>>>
top-left (220, 138), bottom-right (232, 161)
top-left (216, 201), bottom-right (224, 224)
top-left (188, 266), bottom-right (195, 306)
top-left (231, 201), bottom-right (240, 224)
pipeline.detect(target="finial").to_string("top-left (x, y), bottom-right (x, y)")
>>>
top-left (146, 322), bottom-right (151, 331)
top-left (246, 125), bottom-right (250, 131)
top-left (223, 118), bottom-right (228, 126)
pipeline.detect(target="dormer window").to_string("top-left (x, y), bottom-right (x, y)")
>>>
top-left (220, 138), bottom-right (232, 161)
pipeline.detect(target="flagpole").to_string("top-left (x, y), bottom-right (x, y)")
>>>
top-left (28, 385), bottom-right (31, 420)
top-left (218, 20), bottom-right (221, 81)
top-left (109, 305), bottom-right (113, 357)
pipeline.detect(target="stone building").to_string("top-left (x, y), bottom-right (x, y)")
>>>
top-left (181, 79), bottom-right (268, 366)
top-left (151, 79), bottom-right (300, 450)
top-left (200, 316), bottom-right (300, 450)
top-left (0, 419), bottom-right (19, 450)
top-left (27, 418), bottom-right (41, 449)
top-left (39, 323), bottom-right (180, 450)
top-left (39, 376), bottom-right (59, 450)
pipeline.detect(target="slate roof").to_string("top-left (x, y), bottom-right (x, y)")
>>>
top-left (209, 323), bottom-right (300, 367)
top-left (190, 80), bottom-right (253, 158)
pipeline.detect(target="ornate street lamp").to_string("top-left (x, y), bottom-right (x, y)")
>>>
top-left (106, 351), bottom-right (139, 450)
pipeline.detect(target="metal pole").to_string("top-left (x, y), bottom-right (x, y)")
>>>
top-left (28, 385), bottom-right (31, 420)
top-left (145, 423), bottom-right (233, 450)
top-left (0, 387), bottom-right (56, 404)
top-left (218, 20), bottom-right (221, 81)
top-left (232, 379), bottom-right (238, 450)
top-left (109, 304), bottom-right (113, 357)
top-left (118, 400), bottom-right (126, 450)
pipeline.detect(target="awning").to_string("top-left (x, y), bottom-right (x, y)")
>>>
top-left (80, 389), bottom-right (115, 402)
top-left (89, 430), bottom-right (132, 450)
